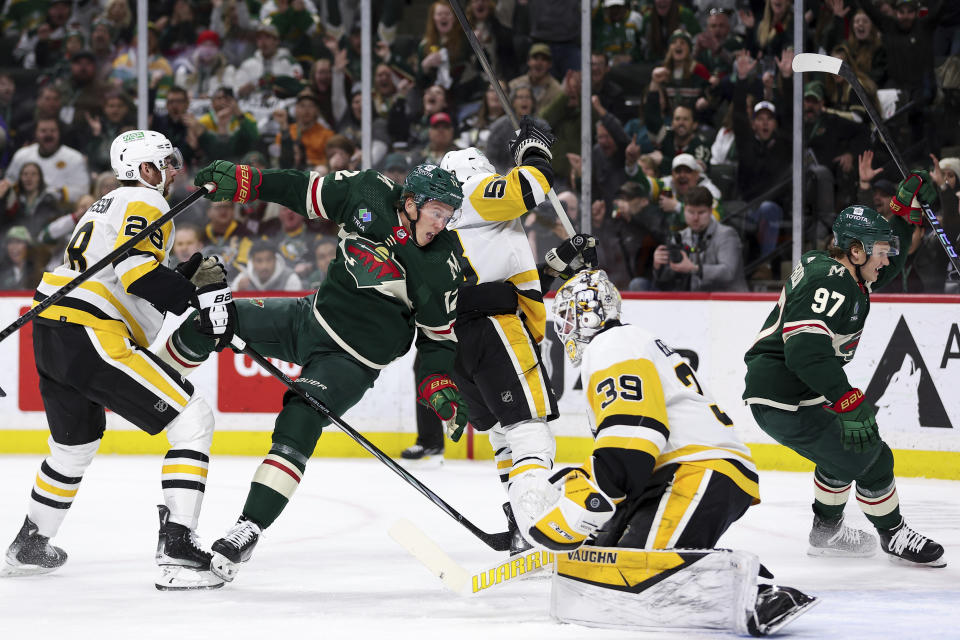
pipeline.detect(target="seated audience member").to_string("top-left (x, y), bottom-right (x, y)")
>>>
top-left (271, 206), bottom-right (313, 274)
top-left (612, 180), bottom-right (670, 290)
top-left (203, 200), bottom-right (254, 279)
top-left (0, 162), bottom-right (63, 238)
top-left (173, 30), bottom-right (237, 99)
top-left (381, 152), bottom-right (413, 185)
top-left (417, 112), bottom-right (461, 165)
top-left (5, 119), bottom-right (89, 207)
top-left (653, 104), bottom-right (712, 176)
top-left (0, 225), bottom-right (44, 290)
top-left (324, 135), bottom-right (358, 173)
top-left (303, 236), bottom-right (338, 289)
top-left (286, 90), bottom-right (335, 167)
top-left (658, 153), bottom-right (722, 230)
top-left (172, 223), bottom-right (206, 264)
top-left (194, 87), bottom-right (259, 163)
top-left (233, 22), bottom-right (302, 102)
top-left (802, 81), bottom-right (867, 205)
top-left (653, 185), bottom-right (746, 292)
top-left (508, 43), bottom-right (562, 111)
top-left (336, 87), bottom-right (390, 167)
top-left (233, 239), bottom-right (303, 291)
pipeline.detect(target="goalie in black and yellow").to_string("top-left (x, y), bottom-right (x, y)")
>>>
top-left (525, 270), bottom-right (817, 636)
top-left (157, 159), bottom-right (469, 584)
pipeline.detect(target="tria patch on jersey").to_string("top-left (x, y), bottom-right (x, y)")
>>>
top-left (352, 207), bottom-right (373, 231)
top-left (343, 237), bottom-right (405, 287)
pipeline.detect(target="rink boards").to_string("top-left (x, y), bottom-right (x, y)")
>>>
top-left (1, 291), bottom-right (958, 479)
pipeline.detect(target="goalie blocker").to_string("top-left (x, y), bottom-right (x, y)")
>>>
top-left (552, 547), bottom-right (818, 637)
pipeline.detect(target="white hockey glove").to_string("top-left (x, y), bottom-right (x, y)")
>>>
top-left (193, 282), bottom-right (236, 351)
top-left (529, 457), bottom-right (616, 551)
top-left (544, 234), bottom-right (598, 280)
top-left (509, 115), bottom-right (556, 166)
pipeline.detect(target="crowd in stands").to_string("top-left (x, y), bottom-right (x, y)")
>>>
top-left (1, 0), bottom-right (959, 294)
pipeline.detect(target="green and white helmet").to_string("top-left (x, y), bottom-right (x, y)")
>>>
top-left (402, 163), bottom-right (463, 210)
top-left (833, 205), bottom-right (899, 257)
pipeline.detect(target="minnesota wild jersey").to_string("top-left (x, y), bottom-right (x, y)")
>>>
top-left (257, 168), bottom-right (463, 376)
top-left (448, 165), bottom-right (551, 341)
top-left (744, 216), bottom-right (910, 409)
top-left (33, 187), bottom-right (177, 347)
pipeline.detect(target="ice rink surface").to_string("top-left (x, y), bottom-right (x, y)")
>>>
top-left (0, 454), bottom-right (957, 640)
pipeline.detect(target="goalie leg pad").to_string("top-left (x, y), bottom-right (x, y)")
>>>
top-left (551, 547), bottom-right (760, 634)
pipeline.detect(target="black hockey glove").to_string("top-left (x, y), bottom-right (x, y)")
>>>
top-left (174, 252), bottom-right (204, 281)
top-left (193, 282), bottom-right (237, 351)
top-left (545, 234), bottom-right (598, 280)
top-left (174, 253), bottom-right (228, 287)
top-left (509, 115), bottom-right (556, 166)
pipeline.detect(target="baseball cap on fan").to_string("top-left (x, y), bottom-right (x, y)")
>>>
top-left (754, 100), bottom-right (776, 116)
top-left (671, 153), bottom-right (701, 172)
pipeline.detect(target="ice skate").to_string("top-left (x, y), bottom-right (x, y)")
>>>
top-left (0, 516), bottom-right (67, 577)
top-left (879, 519), bottom-right (946, 568)
top-left (210, 516), bottom-right (262, 582)
top-left (746, 584), bottom-right (819, 636)
top-left (155, 505), bottom-right (223, 590)
top-left (399, 444), bottom-right (444, 468)
top-left (807, 514), bottom-right (877, 557)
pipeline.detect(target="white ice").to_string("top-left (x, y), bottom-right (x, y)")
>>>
top-left (0, 455), bottom-right (957, 640)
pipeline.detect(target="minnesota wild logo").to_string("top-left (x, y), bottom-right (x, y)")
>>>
top-left (343, 236), bottom-right (405, 287)
top-left (833, 330), bottom-right (863, 362)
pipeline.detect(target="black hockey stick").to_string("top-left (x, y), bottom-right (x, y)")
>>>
top-left (0, 183), bottom-right (214, 398)
top-left (447, 0), bottom-right (576, 238)
top-left (228, 335), bottom-right (513, 552)
top-left (792, 53), bottom-right (960, 275)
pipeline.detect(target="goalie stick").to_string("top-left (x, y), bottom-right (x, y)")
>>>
top-left (228, 335), bottom-right (513, 552)
top-left (388, 518), bottom-right (554, 596)
top-left (447, 0), bottom-right (576, 239)
top-left (0, 184), bottom-right (214, 397)
top-left (792, 53), bottom-right (960, 276)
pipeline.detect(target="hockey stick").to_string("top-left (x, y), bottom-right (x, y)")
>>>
top-left (447, 0), bottom-right (576, 239)
top-left (792, 53), bottom-right (960, 275)
top-left (228, 335), bottom-right (513, 552)
top-left (388, 518), bottom-right (554, 595)
top-left (0, 184), bottom-right (214, 398)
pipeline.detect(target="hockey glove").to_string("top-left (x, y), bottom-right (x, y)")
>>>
top-left (194, 161), bottom-right (262, 204)
top-left (529, 459), bottom-right (616, 552)
top-left (509, 115), bottom-right (556, 166)
top-left (824, 388), bottom-right (879, 453)
top-left (889, 170), bottom-right (936, 225)
top-left (544, 234), bottom-right (598, 279)
top-left (193, 282), bottom-right (237, 351)
top-left (190, 255), bottom-right (228, 287)
top-left (174, 252), bottom-right (204, 281)
top-left (418, 374), bottom-right (469, 442)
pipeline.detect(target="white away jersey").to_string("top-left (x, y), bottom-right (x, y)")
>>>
top-left (582, 324), bottom-right (759, 500)
top-left (448, 166), bottom-right (550, 340)
top-left (34, 187), bottom-right (175, 347)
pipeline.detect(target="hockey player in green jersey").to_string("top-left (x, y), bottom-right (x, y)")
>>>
top-left (743, 171), bottom-right (946, 568)
top-left (157, 160), bottom-right (469, 583)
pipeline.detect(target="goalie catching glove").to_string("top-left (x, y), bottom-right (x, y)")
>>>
top-left (529, 457), bottom-right (617, 551)
top-left (824, 388), bottom-right (879, 453)
top-left (889, 170), bottom-right (937, 225)
top-left (509, 115), bottom-right (556, 166)
top-left (418, 374), bottom-right (469, 442)
top-left (545, 234), bottom-right (598, 280)
top-left (194, 160), bottom-right (263, 204)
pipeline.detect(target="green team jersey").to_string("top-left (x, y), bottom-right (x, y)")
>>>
top-left (257, 168), bottom-right (463, 380)
top-left (743, 216), bottom-right (912, 410)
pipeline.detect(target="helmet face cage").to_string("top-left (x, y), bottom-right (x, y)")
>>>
top-left (552, 270), bottom-right (622, 366)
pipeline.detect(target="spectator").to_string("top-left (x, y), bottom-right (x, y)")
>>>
top-left (88, 20), bottom-right (117, 79)
top-left (653, 185), bottom-right (746, 291)
top-left (195, 87), bottom-right (260, 163)
top-left (36, 193), bottom-right (94, 249)
top-left (209, 0), bottom-right (256, 66)
top-left (5, 119), bottom-right (89, 207)
top-left (395, 83), bottom-right (450, 150)
top-left (0, 161), bottom-right (64, 238)
top-left (456, 81), bottom-right (507, 151)
top-left (203, 200), bottom-right (254, 278)
top-left (539, 69), bottom-right (581, 182)
top-left (271, 206), bottom-right (314, 278)
top-left (156, 0), bottom-right (198, 58)
top-left (508, 44), bottom-right (563, 113)
top-left (324, 135), bottom-right (358, 173)
top-left (742, 0), bottom-right (793, 59)
top-left (641, 0), bottom-right (701, 62)
top-left (612, 179), bottom-right (667, 290)
top-left (153, 86), bottom-right (199, 169)
top-left (303, 235), bottom-right (338, 289)
top-left (173, 30), bottom-right (237, 99)
top-left (802, 80), bottom-right (867, 205)
top-left (172, 223), bottom-right (206, 263)
top-left (468, 0), bottom-right (517, 75)
top-left (654, 104), bottom-right (712, 175)
top-left (732, 62), bottom-right (791, 260)
top-left (845, 9), bottom-right (887, 89)
top-left (110, 23), bottom-right (174, 98)
top-left (527, 0), bottom-right (582, 77)
top-left (658, 153), bottom-right (722, 230)
top-left (233, 239), bottom-right (303, 291)
top-left (694, 7), bottom-right (742, 79)
top-left (418, 112), bottom-right (461, 165)
top-left (10, 85), bottom-right (69, 150)
top-left (485, 83), bottom-right (537, 173)
top-left (57, 50), bottom-right (109, 130)
top-left (822, 43), bottom-right (881, 124)
top-left (12, 0), bottom-right (72, 70)
top-left (417, 1), bottom-right (477, 103)
top-left (336, 87), bottom-right (389, 167)
top-left (308, 56), bottom-right (348, 128)
top-left (234, 23), bottom-right (302, 101)
top-left (0, 226), bottom-right (44, 290)
top-left (83, 91), bottom-right (137, 173)
top-left (593, 0), bottom-right (644, 65)
top-left (381, 152), bottom-right (413, 185)
top-left (99, 0), bottom-right (135, 49)
top-left (591, 52), bottom-right (633, 125)
top-left (587, 98), bottom-right (630, 207)
top-left (283, 90), bottom-right (335, 167)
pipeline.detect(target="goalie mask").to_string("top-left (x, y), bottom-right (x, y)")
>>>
top-left (552, 270), bottom-right (622, 366)
top-left (110, 130), bottom-right (184, 194)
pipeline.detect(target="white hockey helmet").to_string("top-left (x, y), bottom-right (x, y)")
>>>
top-left (440, 147), bottom-right (495, 183)
top-left (110, 130), bottom-right (184, 193)
top-left (552, 269), bottom-right (622, 366)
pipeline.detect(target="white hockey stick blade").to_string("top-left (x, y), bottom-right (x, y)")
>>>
top-left (792, 53), bottom-right (843, 76)
top-left (388, 518), bottom-right (555, 596)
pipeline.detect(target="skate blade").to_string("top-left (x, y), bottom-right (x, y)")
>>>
top-left (885, 553), bottom-right (947, 568)
top-left (761, 595), bottom-right (821, 635)
top-left (210, 552), bottom-right (241, 582)
top-left (0, 558), bottom-right (61, 577)
top-left (806, 545), bottom-right (877, 558)
top-left (156, 565), bottom-right (225, 590)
